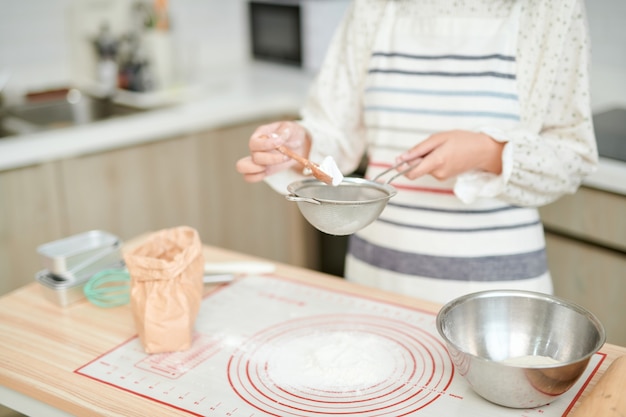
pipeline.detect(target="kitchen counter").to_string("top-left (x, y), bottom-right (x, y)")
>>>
top-left (585, 157), bottom-right (626, 195)
top-left (1, 62), bottom-right (625, 196)
top-left (0, 241), bottom-right (625, 417)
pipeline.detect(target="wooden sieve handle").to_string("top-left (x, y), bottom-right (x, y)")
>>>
top-left (260, 133), bottom-right (333, 185)
top-left (277, 145), bottom-right (310, 168)
top-left (569, 355), bottom-right (626, 417)
top-left (276, 145), bottom-right (333, 185)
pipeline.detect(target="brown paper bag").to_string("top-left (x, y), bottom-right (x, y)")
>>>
top-left (123, 226), bottom-right (204, 354)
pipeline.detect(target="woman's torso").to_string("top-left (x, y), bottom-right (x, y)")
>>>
top-left (345, 0), bottom-right (552, 304)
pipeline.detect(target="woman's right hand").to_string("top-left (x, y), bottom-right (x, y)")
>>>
top-left (235, 121), bottom-right (311, 183)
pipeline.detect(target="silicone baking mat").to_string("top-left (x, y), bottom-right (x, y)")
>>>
top-left (76, 275), bottom-right (604, 416)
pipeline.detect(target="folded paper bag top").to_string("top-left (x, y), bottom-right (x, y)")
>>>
top-left (123, 226), bottom-right (204, 354)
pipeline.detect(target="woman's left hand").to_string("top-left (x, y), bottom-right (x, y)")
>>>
top-left (396, 130), bottom-right (505, 181)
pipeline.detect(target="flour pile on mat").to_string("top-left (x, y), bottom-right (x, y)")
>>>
top-left (267, 331), bottom-right (396, 390)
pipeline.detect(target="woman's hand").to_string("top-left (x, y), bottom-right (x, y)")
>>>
top-left (396, 130), bottom-right (505, 181)
top-left (235, 121), bottom-right (311, 183)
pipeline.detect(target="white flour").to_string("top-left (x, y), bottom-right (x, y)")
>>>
top-left (266, 331), bottom-right (396, 391)
top-left (500, 355), bottom-right (561, 366)
top-left (319, 156), bottom-right (344, 186)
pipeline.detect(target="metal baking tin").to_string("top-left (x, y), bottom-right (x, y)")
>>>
top-left (35, 257), bottom-right (125, 307)
top-left (35, 230), bottom-right (123, 306)
top-left (36, 270), bottom-right (87, 307)
top-left (36, 230), bottom-right (121, 279)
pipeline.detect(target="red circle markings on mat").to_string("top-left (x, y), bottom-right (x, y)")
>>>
top-left (227, 314), bottom-right (454, 416)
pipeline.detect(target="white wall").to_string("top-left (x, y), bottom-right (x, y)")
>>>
top-left (168, 0), bottom-right (249, 82)
top-left (0, 0), bottom-right (73, 96)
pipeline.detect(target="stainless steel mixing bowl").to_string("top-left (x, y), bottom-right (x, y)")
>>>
top-left (286, 178), bottom-right (397, 236)
top-left (436, 290), bottom-right (605, 409)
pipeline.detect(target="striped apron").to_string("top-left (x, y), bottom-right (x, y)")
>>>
top-left (344, 2), bottom-right (553, 304)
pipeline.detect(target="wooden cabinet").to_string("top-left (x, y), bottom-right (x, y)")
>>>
top-left (540, 186), bottom-right (626, 346)
top-left (545, 233), bottom-right (626, 346)
top-left (59, 134), bottom-right (201, 241)
top-left (540, 186), bottom-right (626, 252)
top-left (0, 162), bottom-right (65, 295)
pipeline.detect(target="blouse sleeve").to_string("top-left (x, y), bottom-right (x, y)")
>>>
top-left (454, 0), bottom-right (598, 207)
top-left (265, 0), bottom-right (383, 194)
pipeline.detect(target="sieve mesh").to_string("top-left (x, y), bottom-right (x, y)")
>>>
top-left (287, 178), bottom-right (397, 235)
top-left (296, 183), bottom-right (389, 204)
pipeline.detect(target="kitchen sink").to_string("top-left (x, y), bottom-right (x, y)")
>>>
top-left (0, 89), bottom-right (144, 137)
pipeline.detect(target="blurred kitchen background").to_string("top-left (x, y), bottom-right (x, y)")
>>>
top-left (0, 0), bottom-right (353, 104)
top-left (0, 0), bottom-right (623, 106)
top-left (0, 0), bottom-right (624, 393)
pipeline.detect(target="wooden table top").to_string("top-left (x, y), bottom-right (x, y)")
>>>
top-left (0, 244), bottom-right (624, 417)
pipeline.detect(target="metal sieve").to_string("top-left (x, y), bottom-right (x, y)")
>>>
top-left (286, 177), bottom-right (397, 235)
